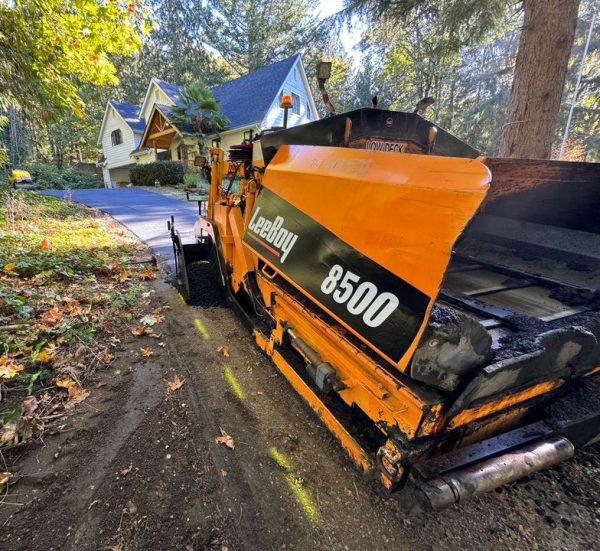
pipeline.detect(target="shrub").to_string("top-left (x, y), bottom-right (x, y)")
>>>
top-left (130, 161), bottom-right (184, 186)
top-left (24, 163), bottom-right (102, 189)
top-left (183, 172), bottom-right (206, 187)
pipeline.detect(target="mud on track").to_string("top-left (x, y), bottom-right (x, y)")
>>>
top-left (2, 279), bottom-right (599, 550)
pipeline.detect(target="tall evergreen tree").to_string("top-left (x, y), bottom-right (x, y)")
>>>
top-left (200, 0), bottom-right (320, 75)
top-left (343, 0), bottom-right (585, 159)
top-left (114, 0), bottom-right (232, 105)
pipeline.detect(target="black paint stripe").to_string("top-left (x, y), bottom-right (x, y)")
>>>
top-left (243, 188), bottom-right (430, 363)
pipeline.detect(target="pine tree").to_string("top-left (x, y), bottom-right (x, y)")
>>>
top-left (343, 0), bottom-right (584, 158)
top-left (200, 0), bottom-right (320, 75)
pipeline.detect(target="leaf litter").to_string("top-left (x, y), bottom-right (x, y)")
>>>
top-left (0, 189), bottom-right (164, 457)
top-left (215, 428), bottom-right (235, 450)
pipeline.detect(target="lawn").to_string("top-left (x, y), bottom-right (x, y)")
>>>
top-left (0, 187), bottom-right (163, 484)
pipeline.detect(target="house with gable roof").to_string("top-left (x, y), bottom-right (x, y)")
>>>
top-left (97, 54), bottom-right (319, 187)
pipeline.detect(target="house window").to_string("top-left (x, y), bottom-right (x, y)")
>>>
top-left (111, 129), bottom-right (122, 146)
top-left (291, 92), bottom-right (300, 115)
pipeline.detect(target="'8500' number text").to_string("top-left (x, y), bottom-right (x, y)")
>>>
top-left (320, 264), bottom-right (399, 328)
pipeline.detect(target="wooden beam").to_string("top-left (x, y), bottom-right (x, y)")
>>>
top-left (148, 127), bottom-right (176, 140)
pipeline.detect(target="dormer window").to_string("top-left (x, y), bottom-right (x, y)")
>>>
top-left (111, 129), bottom-right (122, 146)
top-left (291, 92), bottom-right (300, 115)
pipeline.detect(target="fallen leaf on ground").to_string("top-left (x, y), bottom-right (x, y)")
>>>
top-left (21, 396), bottom-right (39, 416)
top-left (215, 428), bottom-right (235, 450)
top-left (140, 347), bottom-right (153, 358)
top-left (130, 325), bottom-right (146, 336)
top-left (217, 346), bottom-right (230, 357)
top-left (37, 344), bottom-right (57, 364)
top-left (65, 301), bottom-right (85, 317)
top-left (166, 374), bottom-right (184, 392)
top-left (109, 336), bottom-right (121, 345)
top-left (154, 314), bottom-right (165, 324)
top-left (120, 465), bottom-right (133, 475)
top-left (0, 472), bottom-right (11, 484)
top-left (55, 376), bottom-right (77, 389)
top-left (3, 262), bottom-right (17, 274)
top-left (98, 350), bottom-right (115, 363)
top-left (0, 423), bottom-right (17, 445)
top-left (40, 306), bottom-right (63, 328)
top-left (140, 266), bottom-right (157, 280)
top-left (65, 386), bottom-right (89, 409)
top-left (0, 356), bottom-right (25, 380)
top-left (116, 271), bottom-right (130, 283)
top-left (41, 238), bottom-right (50, 249)
top-left (140, 314), bottom-right (158, 326)
top-left (1, 416), bottom-right (43, 445)
top-left (158, 342), bottom-right (165, 348)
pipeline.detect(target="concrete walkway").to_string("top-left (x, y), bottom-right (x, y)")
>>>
top-left (43, 188), bottom-right (199, 271)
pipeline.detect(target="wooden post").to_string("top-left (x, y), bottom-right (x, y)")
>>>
top-left (153, 140), bottom-right (158, 160)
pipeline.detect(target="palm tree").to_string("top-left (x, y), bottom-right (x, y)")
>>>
top-left (169, 82), bottom-right (228, 152)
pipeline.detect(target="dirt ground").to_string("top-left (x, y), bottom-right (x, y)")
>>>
top-left (1, 278), bottom-right (599, 551)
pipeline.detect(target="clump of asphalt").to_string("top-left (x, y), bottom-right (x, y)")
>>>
top-left (427, 304), bottom-right (462, 325)
top-left (186, 261), bottom-right (226, 307)
top-left (549, 287), bottom-right (600, 308)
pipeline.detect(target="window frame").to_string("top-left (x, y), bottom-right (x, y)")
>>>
top-left (111, 129), bottom-right (123, 146)
top-left (291, 92), bottom-right (301, 115)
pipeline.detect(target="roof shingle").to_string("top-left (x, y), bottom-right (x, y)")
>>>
top-left (210, 54), bottom-right (300, 128)
top-left (109, 54), bottom-right (301, 138)
top-left (110, 101), bottom-right (146, 133)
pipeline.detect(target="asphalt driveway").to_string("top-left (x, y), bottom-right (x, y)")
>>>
top-left (43, 188), bottom-right (198, 271)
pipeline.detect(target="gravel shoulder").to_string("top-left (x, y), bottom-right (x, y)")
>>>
top-left (2, 278), bottom-right (599, 550)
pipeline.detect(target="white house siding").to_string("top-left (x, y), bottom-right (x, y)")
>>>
top-left (108, 167), bottom-right (134, 186)
top-left (99, 107), bottom-right (140, 187)
top-left (101, 108), bottom-right (137, 169)
top-left (261, 64), bottom-right (316, 130)
top-left (139, 83), bottom-right (174, 123)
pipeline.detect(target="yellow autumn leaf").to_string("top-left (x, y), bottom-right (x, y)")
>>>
top-left (37, 344), bottom-right (57, 364)
top-left (140, 347), bottom-right (153, 358)
top-left (2, 262), bottom-right (17, 274)
top-left (0, 356), bottom-right (25, 380)
top-left (0, 422), bottom-right (17, 445)
top-left (55, 377), bottom-right (77, 389)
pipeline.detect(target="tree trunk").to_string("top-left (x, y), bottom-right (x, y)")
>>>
top-left (500, 0), bottom-right (580, 159)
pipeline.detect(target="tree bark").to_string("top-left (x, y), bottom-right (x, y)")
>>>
top-left (500, 0), bottom-right (580, 159)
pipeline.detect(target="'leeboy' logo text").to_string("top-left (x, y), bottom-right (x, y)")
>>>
top-left (247, 207), bottom-right (298, 263)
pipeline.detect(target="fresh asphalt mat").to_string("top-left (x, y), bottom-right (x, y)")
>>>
top-left (2, 279), bottom-right (599, 550)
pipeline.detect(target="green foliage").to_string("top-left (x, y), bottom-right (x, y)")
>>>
top-left (343, 0), bottom-right (508, 53)
top-left (114, 0), bottom-right (233, 105)
top-left (342, 0), bottom-right (598, 159)
top-left (24, 163), bottom-right (102, 190)
top-left (170, 83), bottom-right (229, 137)
top-left (0, 114), bottom-right (7, 165)
top-left (0, 0), bottom-right (151, 118)
top-left (201, 0), bottom-right (320, 74)
top-left (183, 172), bottom-right (204, 187)
top-left (130, 161), bottom-right (184, 186)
